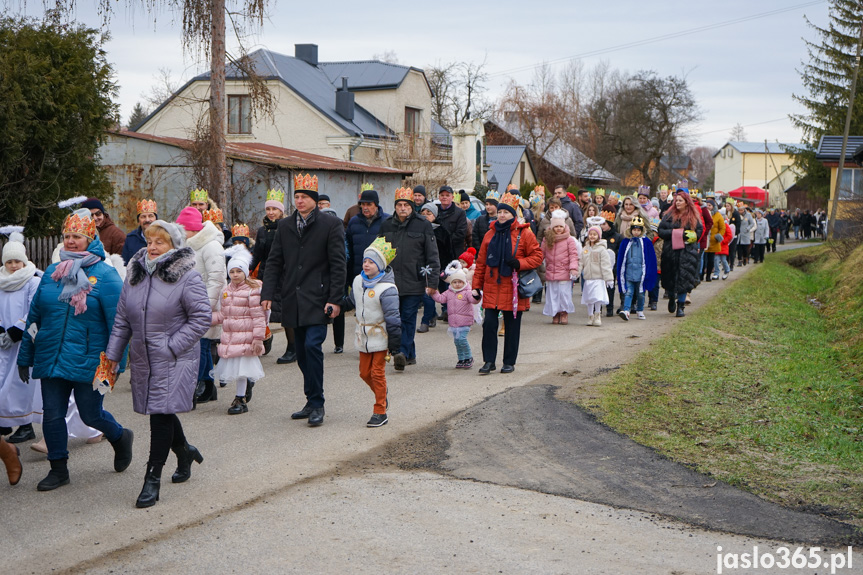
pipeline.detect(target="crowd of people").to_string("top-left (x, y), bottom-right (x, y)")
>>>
top-left (0, 177), bottom-right (812, 507)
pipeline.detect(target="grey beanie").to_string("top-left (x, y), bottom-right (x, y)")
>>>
top-left (420, 202), bottom-right (439, 218)
top-left (149, 220), bottom-right (186, 249)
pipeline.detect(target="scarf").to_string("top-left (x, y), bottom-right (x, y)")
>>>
top-left (486, 218), bottom-right (515, 283)
top-left (360, 269), bottom-right (385, 289)
top-left (0, 262), bottom-right (38, 292)
top-left (51, 250), bottom-right (101, 315)
top-left (145, 249), bottom-right (177, 275)
top-left (296, 210), bottom-right (315, 238)
top-left (263, 216), bottom-right (279, 232)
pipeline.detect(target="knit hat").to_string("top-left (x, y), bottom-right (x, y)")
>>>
top-left (1, 228), bottom-right (27, 265)
top-left (458, 247), bottom-right (476, 268)
top-left (148, 220), bottom-right (186, 249)
top-left (225, 244), bottom-right (252, 277)
top-left (446, 267), bottom-right (467, 285)
top-left (318, 194), bottom-right (330, 203)
top-left (358, 189), bottom-right (379, 206)
top-left (176, 206), bottom-right (204, 232)
top-left (266, 188), bottom-right (286, 211)
top-left (363, 236), bottom-right (397, 273)
top-left (550, 209), bottom-right (568, 230)
top-left (413, 185), bottom-right (427, 203)
top-left (587, 226), bottom-right (602, 240)
top-left (420, 202), bottom-right (438, 218)
top-left (81, 197), bottom-right (106, 213)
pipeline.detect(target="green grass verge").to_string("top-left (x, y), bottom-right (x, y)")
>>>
top-left (583, 247), bottom-right (863, 526)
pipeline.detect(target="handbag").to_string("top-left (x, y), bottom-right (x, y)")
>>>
top-left (513, 231), bottom-right (543, 299)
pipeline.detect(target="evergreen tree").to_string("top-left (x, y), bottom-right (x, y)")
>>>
top-left (791, 0), bottom-right (863, 200)
top-left (127, 102), bottom-right (148, 130)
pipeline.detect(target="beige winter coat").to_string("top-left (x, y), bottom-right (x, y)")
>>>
top-left (578, 238), bottom-right (614, 282)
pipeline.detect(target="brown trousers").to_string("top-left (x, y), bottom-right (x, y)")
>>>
top-left (359, 350), bottom-right (388, 414)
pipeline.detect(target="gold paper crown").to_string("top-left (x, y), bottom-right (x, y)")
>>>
top-left (631, 216), bottom-right (646, 228)
top-left (532, 185), bottom-right (545, 195)
top-left (705, 190), bottom-right (715, 198)
top-left (506, 184), bottom-right (518, 192)
top-left (600, 210), bottom-right (616, 223)
top-left (190, 188), bottom-right (209, 203)
top-left (231, 223), bottom-right (250, 238)
top-left (394, 187), bottom-right (414, 203)
top-left (500, 192), bottom-right (521, 211)
top-left (294, 173), bottom-right (318, 192)
top-left (367, 236), bottom-right (397, 266)
top-left (63, 209), bottom-right (96, 239)
top-left (594, 188), bottom-right (606, 197)
top-left (361, 182), bottom-right (374, 192)
top-left (266, 188), bottom-right (285, 203)
top-left (659, 185), bottom-right (669, 193)
top-left (136, 199), bottom-right (157, 215)
top-left (485, 189), bottom-right (501, 202)
top-left (203, 208), bottom-right (223, 223)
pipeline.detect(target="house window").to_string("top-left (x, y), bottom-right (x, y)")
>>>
top-left (839, 168), bottom-right (863, 199)
top-left (405, 107), bottom-right (420, 135)
top-left (228, 95), bottom-right (252, 134)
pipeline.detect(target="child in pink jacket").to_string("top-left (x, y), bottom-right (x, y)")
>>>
top-left (541, 210), bottom-right (580, 325)
top-left (212, 246), bottom-right (266, 415)
top-left (431, 262), bottom-right (480, 369)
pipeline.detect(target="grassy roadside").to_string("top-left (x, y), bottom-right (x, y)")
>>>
top-left (579, 246), bottom-right (863, 527)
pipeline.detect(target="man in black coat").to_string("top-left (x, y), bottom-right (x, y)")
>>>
top-left (472, 192), bottom-right (498, 253)
top-left (378, 188), bottom-right (440, 370)
top-left (262, 175), bottom-right (347, 427)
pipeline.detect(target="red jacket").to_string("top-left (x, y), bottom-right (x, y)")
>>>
top-left (698, 204), bottom-right (713, 249)
top-left (474, 221), bottom-right (544, 312)
top-left (719, 219), bottom-right (733, 256)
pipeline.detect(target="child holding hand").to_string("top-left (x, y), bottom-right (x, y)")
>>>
top-left (432, 262), bottom-right (480, 368)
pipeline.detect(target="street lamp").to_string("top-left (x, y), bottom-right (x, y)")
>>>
top-left (489, 175), bottom-right (498, 191)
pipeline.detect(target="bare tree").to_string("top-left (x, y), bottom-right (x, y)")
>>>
top-left (427, 57), bottom-right (492, 129)
top-left (372, 50), bottom-right (399, 64)
top-left (729, 122), bottom-right (748, 141)
top-left (687, 146), bottom-right (718, 188)
top-left (141, 67), bottom-right (180, 113)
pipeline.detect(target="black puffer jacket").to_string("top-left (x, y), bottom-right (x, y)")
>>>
top-left (378, 212), bottom-right (440, 296)
top-left (252, 216), bottom-right (282, 322)
top-left (657, 214), bottom-right (703, 296)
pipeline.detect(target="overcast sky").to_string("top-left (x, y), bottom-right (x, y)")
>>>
top-left (10, 0), bottom-right (833, 150)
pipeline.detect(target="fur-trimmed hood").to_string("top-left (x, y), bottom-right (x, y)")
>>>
top-left (187, 220), bottom-right (223, 252)
top-left (127, 247), bottom-right (197, 286)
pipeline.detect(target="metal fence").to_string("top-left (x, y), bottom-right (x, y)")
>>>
top-left (0, 235), bottom-right (61, 271)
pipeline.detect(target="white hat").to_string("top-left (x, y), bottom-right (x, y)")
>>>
top-left (225, 244), bottom-right (253, 277)
top-left (1, 229), bottom-right (27, 265)
top-left (445, 268), bottom-right (467, 285)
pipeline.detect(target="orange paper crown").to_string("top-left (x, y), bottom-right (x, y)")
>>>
top-left (500, 192), bottom-right (521, 212)
top-left (136, 199), bottom-right (157, 215)
top-left (63, 209), bottom-right (96, 239)
top-left (294, 173), bottom-right (319, 192)
top-left (600, 210), bottom-right (616, 223)
top-left (203, 208), bottom-right (223, 224)
top-left (231, 223), bottom-right (250, 238)
top-left (394, 187), bottom-right (414, 203)
top-left (506, 184), bottom-right (518, 192)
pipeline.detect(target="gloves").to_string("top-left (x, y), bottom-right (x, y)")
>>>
top-left (714, 233), bottom-right (723, 244)
top-left (506, 257), bottom-right (520, 270)
top-left (0, 333), bottom-right (11, 350)
top-left (684, 230), bottom-right (697, 244)
top-left (252, 340), bottom-right (264, 356)
top-left (605, 281), bottom-right (614, 289)
top-left (18, 366), bottom-right (29, 384)
top-left (472, 289), bottom-right (482, 300)
top-left (387, 334), bottom-right (401, 354)
top-left (6, 326), bottom-right (23, 343)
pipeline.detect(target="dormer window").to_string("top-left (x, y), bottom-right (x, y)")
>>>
top-left (228, 95), bottom-right (251, 134)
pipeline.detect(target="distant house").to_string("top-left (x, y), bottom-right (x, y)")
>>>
top-left (486, 146), bottom-right (537, 191)
top-left (713, 141), bottom-right (797, 194)
top-left (815, 135), bottom-right (863, 235)
top-left (484, 120), bottom-right (618, 189)
top-left (621, 156), bottom-right (697, 189)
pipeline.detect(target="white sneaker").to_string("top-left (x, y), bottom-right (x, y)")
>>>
top-left (722, 273), bottom-right (728, 280)
top-left (587, 313), bottom-right (595, 326)
top-left (593, 314), bottom-right (602, 327)
top-left (636, 312), bottom-right (646, 320)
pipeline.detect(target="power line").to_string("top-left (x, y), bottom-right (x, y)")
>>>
top-left (489, 1), bottom-right (827, 78)
top-left (692, 117), bottom-right (790, 137)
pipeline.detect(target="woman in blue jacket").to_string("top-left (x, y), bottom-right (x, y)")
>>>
top-left (17, 209), bottom-right (134, 491)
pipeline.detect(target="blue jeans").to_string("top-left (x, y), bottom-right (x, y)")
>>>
top-left (399, 295), bottom-right (423, 360)
top-left (622, 281), bottom-right (645, 313)
top-left (421, 293), bottom-right (437, 326)
top-left (717, 254), bottom-right (730, 274)
top-left (451, 326), bottom-right (472, 360)
top-left (697, 249), bottom-right (705, 277)
top-left (294, 324), bottom-right (327, 408)
top-left (41, 377), bottom-right (124, 461)
top-left (198, 338), bottom-right (214, 383)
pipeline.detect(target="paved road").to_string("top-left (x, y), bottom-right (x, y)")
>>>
top-left (5, 240), bottom-right (860, 574)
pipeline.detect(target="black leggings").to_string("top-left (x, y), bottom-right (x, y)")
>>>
top-left (149, 414), bottom-right (187, 467)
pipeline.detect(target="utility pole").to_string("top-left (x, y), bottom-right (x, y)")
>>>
top-left (828, 13), bottom-right (863, 240)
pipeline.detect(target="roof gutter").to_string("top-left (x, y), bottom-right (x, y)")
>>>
top-left (350, 134), bottom-right (364, 162)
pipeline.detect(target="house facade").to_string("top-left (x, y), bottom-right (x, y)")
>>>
top-left (713, 141), bottom-right (796, 193)
top-left (815, 135), bottom-right (863, 236)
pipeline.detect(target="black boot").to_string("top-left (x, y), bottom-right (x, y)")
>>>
top-left (7, 423), bottom-right (35, 443)
top-left (37, 458), bottom-right (70, 491)
top-left (277, 343), bottom-right (297, 364)
top-left (196, 381), bottom-right (217, 403)
top-left (263, 337), bottom-right (272, 356)
top-left (135, 463), bottom-right (162, 508)
top-left (171, 443), bottom-right (204, 484)
top-left (676, 304), bottom-right (686, 318)
top-left (110, 428), bottom-right (134, 472)
top-left (606, 305), bottom-right (613, 318)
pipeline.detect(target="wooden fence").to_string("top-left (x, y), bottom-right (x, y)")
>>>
top-left (0, 235), bottom-right (61, 271)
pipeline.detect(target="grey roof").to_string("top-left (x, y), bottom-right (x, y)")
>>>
top-left (138, 48), bottom-right (395, 140)
top-left (486, 145), bottom-right (531, 189)
top-left (430, 118), bottom-right (451, 147)
top-left (815, 135), bottom-right (863, 161)
top-left (714, 141), bottom-right (797, 157)
top-left (318, 61), bottom-right (426, 92)
top-left (662, 155), bottom-right (691, 171)
top-left (489, 119), bottom-right (618, 183)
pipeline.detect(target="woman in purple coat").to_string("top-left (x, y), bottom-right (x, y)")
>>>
top-left (106, 220), bottom-right (212, 508)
